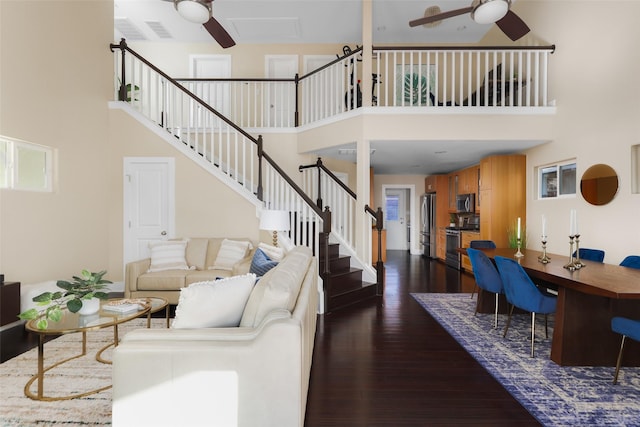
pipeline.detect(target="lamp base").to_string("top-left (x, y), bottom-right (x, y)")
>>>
top-left (272, 231), bottom-right (279, 247)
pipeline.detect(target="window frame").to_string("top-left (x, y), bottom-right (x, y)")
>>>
top-left (537, 159), bottom-right (577, 200)
top-left (0, 135), bottom-right (54, 192)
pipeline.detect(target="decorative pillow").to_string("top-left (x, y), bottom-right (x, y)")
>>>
top-left (147, 240), bottom-right (190, 273)
top-left (171, 273), bottom-right (257, 329)
top-left (250, 248), bottom-right (279, 277)
top-left (258, 242), bottom-right (285, 261)
top-left (210, 239), bottom-right (253, 271)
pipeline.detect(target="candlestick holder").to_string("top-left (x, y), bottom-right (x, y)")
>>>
top-left (538, 238), bottom-right (551, 264)
top-left (563, 235), bottom-right (580, 271)
top-left (515, 238), bottom-right (524, 258)
top-left (573, 234), bottom-right (585, 269)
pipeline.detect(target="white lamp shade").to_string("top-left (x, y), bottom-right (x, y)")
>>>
top-left (259, 210), bottom-right (290, 232)
top-left (176, 0), bottom-right (210, 24)
top-left (472, 0), bottom-right (509, 24)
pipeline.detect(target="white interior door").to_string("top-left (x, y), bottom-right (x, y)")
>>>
top-left (385, 188), bottom-right (409, 250)
top-left (123, 158), bottom-right (175, 268)
top-left (265, 55), bottom-right (298, 127)
top-left (189, 55), bottom-right (231, 126)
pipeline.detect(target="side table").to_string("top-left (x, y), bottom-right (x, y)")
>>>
top-left (0, 281), bottom-right (21, 327)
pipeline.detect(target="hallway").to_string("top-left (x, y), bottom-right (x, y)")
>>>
top-left (304, 250), bottom-right (540, 426)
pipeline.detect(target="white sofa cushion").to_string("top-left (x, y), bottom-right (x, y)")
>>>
top-left (148, 240), bottom-right (190, 273)
top-left (210, 239), bottom-right (253, 271)
top-left (171, 273), bottom-right (257, 329)
top-left (240, 246), bottom-right (312, 328)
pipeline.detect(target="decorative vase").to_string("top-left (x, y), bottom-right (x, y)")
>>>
top-left (78, 297), bottom-right (101, 316)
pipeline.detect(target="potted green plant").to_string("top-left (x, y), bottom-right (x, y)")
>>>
top-left (19, 270), bottom-right (112, 330)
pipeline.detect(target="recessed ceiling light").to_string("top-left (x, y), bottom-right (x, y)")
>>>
top-left (435, 150), bottom-right (447, 154)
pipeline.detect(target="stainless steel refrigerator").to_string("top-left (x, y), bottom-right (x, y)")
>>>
top-left (420, 193), bottom-right (437, 258)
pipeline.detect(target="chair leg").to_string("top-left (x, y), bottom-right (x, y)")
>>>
top-left (544, 314), bottom-right (549, 338)
top-left (471, 284), bottom-right (477, 299)
top-left (531, 312), bottom-right (536, 358)
top-left (503, 304), bottom-right (514, 338)
top-left (613, 335), bottom-right (627, 385)
top-left (493, 293), bottom-right (499, 329)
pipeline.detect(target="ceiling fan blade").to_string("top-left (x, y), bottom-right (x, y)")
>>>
top-left (203, 16), bottom-right (235, 48)
top-left (409, 7), bottom-right (473, 27)
top-left (495, 10), bottom-right (530, 41)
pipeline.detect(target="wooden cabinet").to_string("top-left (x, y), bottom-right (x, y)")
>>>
top-left (437, 228), bottom-right (446, 260)
top-left (479, 155), bottom-right (526, 248)
top-left (425, 175), bottom-right (438, 193)
top-left (461, 231), bottom-right (480, 271)
top-left (448, 173), bottom-right (458, 211)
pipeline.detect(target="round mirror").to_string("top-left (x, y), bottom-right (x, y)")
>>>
top-left (580, 164), bottom-right (619, 206)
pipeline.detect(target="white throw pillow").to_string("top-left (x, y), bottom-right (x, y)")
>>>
top-left (210, 239), bottom-right (253, 271)
top-left (171, 273), bottom-right (257, 329)
top-left (147, 240), bottom-right (190, 272)
top-left (258, 242), bottom-right (285, 261)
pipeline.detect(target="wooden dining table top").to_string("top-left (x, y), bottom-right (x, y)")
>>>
top-left (472, 248), bottom-right (640, 300)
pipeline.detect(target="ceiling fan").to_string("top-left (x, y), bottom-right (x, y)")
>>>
top-left (409, 0), bottom-right (530, 42)
top-left (170, 0), bottom-right (235, 48)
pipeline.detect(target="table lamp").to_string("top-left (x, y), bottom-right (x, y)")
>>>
top-left (259, 210), bottom-right (290, 247)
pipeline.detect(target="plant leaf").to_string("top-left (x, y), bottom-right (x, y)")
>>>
top-left (18, 309), bottom-right (39, 320)
top-left (32, 292), bottom-right (53, 303)
top-left (48, 307), bottom-right (63, 322)
top-left (36, 319), bottom-right (48, 330)
top-left (94, 291), bottom-right (109, 299)
top-left (67, 298), bottom-right (83, 313)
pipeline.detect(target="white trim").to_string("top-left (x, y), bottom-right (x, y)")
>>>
top-left (381, 184), bottom-right (418, 255)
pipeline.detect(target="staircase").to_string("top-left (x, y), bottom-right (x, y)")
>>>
top-left (320, 234), bottom-right (378, 313)
top-left (110, 39), bottom-right (383, 315)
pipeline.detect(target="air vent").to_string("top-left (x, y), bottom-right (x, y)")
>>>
top-left (114, 18), bottom-right (147, 41)
top-left (146, 21), bottom-right (173, 39)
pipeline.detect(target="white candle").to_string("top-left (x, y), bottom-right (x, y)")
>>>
top-left (574, 210), bottom-right (579, 235)
top-left (570, 209), bottom-right (576, 235)
top-left (517, 217), bottom-right (521, 239)
top-left (542, 215), bottom-right (546, 237)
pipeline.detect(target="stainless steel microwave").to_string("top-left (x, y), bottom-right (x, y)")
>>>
top-left (456, 193), bottom-right (475, 213)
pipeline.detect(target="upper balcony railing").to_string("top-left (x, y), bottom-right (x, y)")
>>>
top-left (171, 45), bottom-right (554, 129)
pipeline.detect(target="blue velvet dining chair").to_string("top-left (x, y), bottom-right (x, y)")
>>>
top-left (467, 248), bottom-right (504, 328)
top-left (620, 255), bottom-right (640, 269)
top-left (494, 256), bottom-right (558, 357)
top-left (573, 248), bottom-right (605, 263)
top-left (611, 316), bottom-right (640, 384)
top-left (469, 240), bottom-right (497, 298)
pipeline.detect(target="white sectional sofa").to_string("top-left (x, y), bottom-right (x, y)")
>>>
top-left (112, 246), bottom-right (318, 427)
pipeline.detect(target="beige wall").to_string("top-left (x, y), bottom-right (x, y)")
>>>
top-left (517, 1), bottom-right (640, 263)
top-left (0, 0), bottom-right (114, 283)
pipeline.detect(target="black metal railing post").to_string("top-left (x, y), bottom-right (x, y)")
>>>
top-left (257, 135), bottom-right (264, 201)
top-left (109, 38), bottom-right (128, 102)
top-left (294, 73), bottom-right (300, 127)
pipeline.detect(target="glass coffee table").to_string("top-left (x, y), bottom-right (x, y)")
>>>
top-left (24, 297), bottom-right (168, 401)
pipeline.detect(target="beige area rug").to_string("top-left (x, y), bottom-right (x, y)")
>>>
top-left (0, 318), bottom-right (165, 426)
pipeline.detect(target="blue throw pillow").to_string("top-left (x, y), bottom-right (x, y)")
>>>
top-left (250, 248), bottom-right (278, 277)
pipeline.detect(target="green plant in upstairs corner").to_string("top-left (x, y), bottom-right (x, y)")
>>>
top-left (18, 270), bottom-right (112, 330)
top-left (507, 220), bottom-right (527, 249)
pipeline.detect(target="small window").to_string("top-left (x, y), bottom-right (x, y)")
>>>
top-left (0, 135), bottom-right (53, 192)
top-left (537, 160), bottom-right (576, 199)
top-left (385, 195), bottom-right (399, 221)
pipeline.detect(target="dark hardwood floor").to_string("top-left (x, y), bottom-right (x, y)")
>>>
top-left (1, 251), bottom-right (539, 425)
top-left (304, 250), bottom-right (540, 426)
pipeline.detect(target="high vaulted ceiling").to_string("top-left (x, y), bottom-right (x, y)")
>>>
top-left (114, 0), bottom-right (498, 45)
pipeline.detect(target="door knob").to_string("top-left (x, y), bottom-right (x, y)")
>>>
top-left (161, 231), bottom-right (167, 236)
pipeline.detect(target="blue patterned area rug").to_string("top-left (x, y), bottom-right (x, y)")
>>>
top-left (411, 293), bottom-right (640, 426)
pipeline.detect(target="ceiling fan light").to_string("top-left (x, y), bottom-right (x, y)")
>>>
top-left (175, 0), bottom-right (210, 24)
top-left (472, 0), bottom-right (509, 25)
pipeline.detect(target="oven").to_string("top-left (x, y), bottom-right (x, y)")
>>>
top-left (445, 228), bottom-right (461, 269)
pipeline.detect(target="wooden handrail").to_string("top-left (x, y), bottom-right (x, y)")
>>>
top-left (372, 45), bottom-right (556, 53)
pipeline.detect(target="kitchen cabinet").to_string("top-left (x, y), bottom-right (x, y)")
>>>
top-left (479, 155), bottom-right (526, 248)
top-left (448, 173), bottom-right (458, 211)
top-left (461, 231), bottom-right (480, 271)
top-left (425, 175), bottom-right (450, 230)
top-left (457, 166), bottom-right (478, 195)
top-left (437, 228), bottom-right (446, 260)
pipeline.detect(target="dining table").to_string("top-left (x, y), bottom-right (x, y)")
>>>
top-left (472, 247), bottom-right (640, 366)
